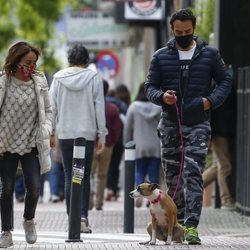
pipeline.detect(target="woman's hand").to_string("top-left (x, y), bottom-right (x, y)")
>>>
top-left (50, 135), bottom-right (56, 148)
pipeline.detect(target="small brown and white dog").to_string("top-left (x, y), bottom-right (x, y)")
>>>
top-left (129, 183), bottom-right (184, 245)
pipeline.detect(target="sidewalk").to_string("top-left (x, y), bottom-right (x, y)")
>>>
top-left (9, 187), bottom-right (250, 249)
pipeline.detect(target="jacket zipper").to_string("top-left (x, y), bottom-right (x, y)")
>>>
top-left (179, 46), bottom-right (204, 123)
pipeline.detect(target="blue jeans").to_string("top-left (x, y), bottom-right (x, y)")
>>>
top-left (135, 157), bottom-right (161, 185)
top-left (59, 139), bottom-right (94, 219)
top-left (0, 148), bottom-right (40, 231)
top-left (49, 152), bottom-right (64, 197)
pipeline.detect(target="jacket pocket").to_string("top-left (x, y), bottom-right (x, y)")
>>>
top-left (157, 116), bottom-right (180, 150)
top-left (182, 97), bottom-right (209, 125)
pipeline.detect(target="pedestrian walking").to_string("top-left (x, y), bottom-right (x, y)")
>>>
top-left (49, 43), bottom-right (107, 233)
top-left (145, 9), bottom-right (232, 245)
top-left (124, 83), bottom-right (161, 208)
top-left (203, 65), bottom-right (237, 210)
top-left (0, 41), bottom-right (52, 247)
top-left (89, 80), bottom-right (121, 210)
top-left (49, 144), bottom-right (65, 203)
top-left (105, 86), bottom-right (129, 201)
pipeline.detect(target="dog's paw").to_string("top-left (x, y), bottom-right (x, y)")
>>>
top-left (171, 241), bottom-right (183, 245)
top-left (165, 241), bottom-right (171, 245)
top-left (148, 241), bottom-right (156, 245)
top-left (139, 241), bottom-right (156, 245)
top-left (139, 241), bottom-right (150, 245)
top-left (182, 240), bottom-right (189, 245)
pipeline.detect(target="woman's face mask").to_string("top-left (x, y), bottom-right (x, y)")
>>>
top-left (18, 64), bottom-right (36, 77)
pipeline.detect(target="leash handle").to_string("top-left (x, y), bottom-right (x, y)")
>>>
top-left (172, 98), bottom-right (184, 200)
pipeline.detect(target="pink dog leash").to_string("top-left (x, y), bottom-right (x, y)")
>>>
top-left (172, 97), bottom-right (184, 200)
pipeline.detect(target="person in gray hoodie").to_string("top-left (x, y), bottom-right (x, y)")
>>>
top-left (49, 44), bottom-right (107, 233)
top-left (123, 83), bottom-right (161, 208)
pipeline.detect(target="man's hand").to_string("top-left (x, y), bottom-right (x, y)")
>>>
top-left (162, 90), bottom-right (177, 105)
top-left (203, 97), bottom-right (211, 110)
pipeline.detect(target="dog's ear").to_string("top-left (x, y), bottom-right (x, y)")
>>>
top-left (150, 183), bottom-right (160, 191)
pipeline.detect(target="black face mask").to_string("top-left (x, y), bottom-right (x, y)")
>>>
top-left (175, 34), bottom-right (193, 49)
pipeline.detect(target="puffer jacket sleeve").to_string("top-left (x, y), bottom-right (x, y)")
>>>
top-left (43, 77), bottom-right (53, 135)
top-left (206, 48), bottom-right (232, 109)
top-left (35, 73), bottom-right (52, 137)
top-left (145, 49), bottom-right (165, 106)
top-left (0, 75), bottom-right (7, 109)
top-left (34, 73), bottom-right (52, 174)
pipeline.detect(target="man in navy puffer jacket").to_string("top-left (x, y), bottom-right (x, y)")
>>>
top-left (145, 9), bottom-right (231, 245)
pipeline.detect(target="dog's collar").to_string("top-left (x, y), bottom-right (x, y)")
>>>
top-left (150, 191), bottom-right (162, 204)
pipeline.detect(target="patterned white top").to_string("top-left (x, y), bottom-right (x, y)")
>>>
top-left (0, 77), bottom-right (38, 155)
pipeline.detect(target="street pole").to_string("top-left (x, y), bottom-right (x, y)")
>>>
top-left (66, 138), bottom-right (86, 242)
top-left (123, 141), bottom-right (136, 233)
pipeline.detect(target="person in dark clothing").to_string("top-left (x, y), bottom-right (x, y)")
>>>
top-left (203, 65), bottom-right (236, 210)
top-left (145, 9), bottom-right (232, 245)
top-left (89, 80), bottom-right (121, 210)
top-left (105, 86), bottom-right (129, 201)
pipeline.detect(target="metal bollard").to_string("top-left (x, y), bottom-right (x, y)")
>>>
top-left (66, 138), bottom-right (86, 242)
top-left (123, 141), bottom-right (136, 233)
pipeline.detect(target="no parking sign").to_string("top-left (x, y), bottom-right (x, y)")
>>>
top-left (96, 50), bottom-right (120, 79)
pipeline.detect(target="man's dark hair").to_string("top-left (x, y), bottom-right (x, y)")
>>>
top-left (67, 43), bottom-right (89, 66)
top-left (115, 84), bottom-right (131, 106)
top-left (135, 82), bottom-right (148, 102)
top-left (169, 8), bottom-right (196, 29)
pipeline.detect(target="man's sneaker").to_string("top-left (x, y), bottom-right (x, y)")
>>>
top-left (0, 231), bottom-right (13, 248)
top-left (184, 226), bottom-right (201, 245)
top-left (23, 219), bottom-right (37, 244)
top-left (80, 218), bottom-right (92, 233)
